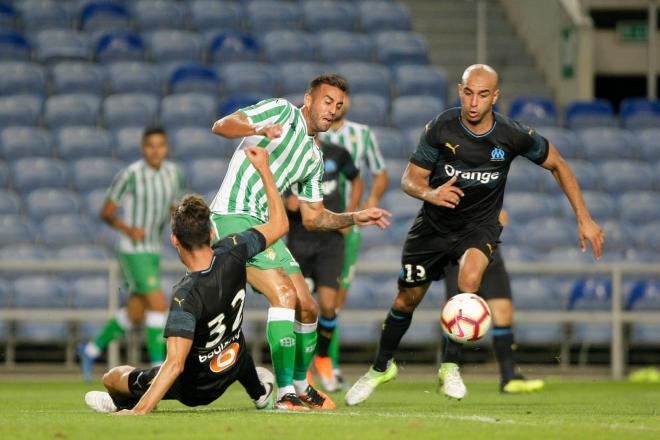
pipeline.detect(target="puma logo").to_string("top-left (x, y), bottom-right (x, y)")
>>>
top-left (174, 296), bottom-right (185, 307)
top-left (486, 243), bottom-right (493, 255)
top-left (528, 128), bottom-right (534, 136)
top-left (231, 235), bottom-right (238, 246)
top-left (444, 142), bottom-right (460, 155)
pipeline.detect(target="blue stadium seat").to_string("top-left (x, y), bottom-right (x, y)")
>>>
top-left (577, 127), bottom-right (637, 161)
top-left (71, 157), bottom-right (123, 192)
top-left (167, 63), bottom-right (219, 94)
top-left (374, 31), bottom-right (428, 66)
top-left (246, 1), bottom-right (301, 32)
top-left (0, 127), bottom-right (52, 159)
top-left (391, 95), bottom-right (444, 130)
top-left (18, 0), bottom-right (71, 32)
top-left (55, 244), bottom-right (112, 262)
top-left (186, 158), bottom-right (228, 194)
top-left (0, 94), bottom-right (42, 127)
top-left (50, 61), bottom-right (106, 95)
top-left (0, 189), bottom-right (19, 215)
top-left (335, 62), bottom-right (391, 97)
top-left (520, 218), bottom-right (576, 250)
top-left (596, 220), bottom-right (632, 251)
top-left (0, 215), bottom-right (37, 245)
top-left (171, 127), bottom-right (233, 160)
top-left (303, 1), bottom-right (356, 32)
top-left (103, 93), bottom-right (158, 129)
top-left (40, 214), bottom-right (95, 246)
top-left (79, 1), bottom-right (130, 33)
top-left (82, 188), bottom-right (107, 218)
top-left (512, 277), bottom-right (561, 309)
top-left (262, 30), bottom-right (315, 63)
top-left (12, 157), bottom-right (68, 192)
top-left (535, 126), bottom-right (579, 158)
top-left (217, 62), bottom-right (280, 96)
top-left (620, 97), bottom-right (660, 129)
top-left (598, 160), bottom-right (654, 192)
top-left (0, 244), bottom-right (50, 261)
top-left (276, 62), bottom-right (327, 95)
top-left (384, 158), bottom-right (408, 185)
top-left (347, 94), bottom-right (388, 127)
top-left (0, 2), bottom-right (17, 29)
top-left (0, 62), bottom-right (47, 97)
top-left (630, 324), bottom-right (660, 345)
top-left (509, 97), bottom-right (558, 127)
top-left (160, 93), bottom-right (216, 129)
top-left (631, 222), bottom-right (660, 251)
top-left (35, 29), bottom-right (90, 64)
top-left (94, 31), bottom-right (145, 63)
top-left (498, 244), bottom-right (538, 262)
top-left (133, 0), bottom-right (188, 31)
top-left (218, 94), bottom-right (265, 118)
top-left (55, 126), bottom-right (112, 159)
top-left (569, 278), bottom-right (611, 310)
top-left (371, 126), bottom-right (406, 159)
top-left (394, 64), bottom-right (448, 102)
top-left (382, 190), bottom-right (419, 221)
top-left (12, 275), bottom-right (70, 308)
top-left (190, 0), bottom-right (243, 32)
top-left (206, 31), bottom-right (259, 64)
top-left (26, 188), bottom-right (81, 221)
top-left (317, 31), bottom-right (372, 63)
top-left (71, 276), bottom-right (109, 309)
top-left (107, 61), bottom-right (160, 95)
top-left (626, 279), bottom-right (660, 311)
top-left (565, 159), bottom-right (599, 190)
top-left (0, 160), bottom-right (9, 187)
top-left (503, 192), bottom-right (558, 223)
top-left (635, 128), bottom-right (660, 162)
top-left (506, 160), bottom-right (543, 192)
top-left (544, 246), bottom-right (593, 264)
top-left (16, 322), bottom-right (68, 342)
top-left (0, 30), bottom-right (31, 61)
top-left (44, 93), bottom-right (101, 127)
top-left (565, 99), bottom-right (617, 129)
top-left (113, 126), bottom-right (143, 161)
top-left (558, 190), bottom-right (616, 222)
top-left (358, 1), bottom-right (411, 32)
top-left (619, 191), bottom-right (660, 224)
top-left (146, 30), bottom-right (201, 63)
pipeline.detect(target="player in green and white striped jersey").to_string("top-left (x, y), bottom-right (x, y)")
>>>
top-left (210, 74), bottom-right (391, 411)
top-left (318, 98), bottom-right (389, 387)
top-left (79, 127), bottom-right (184, 382)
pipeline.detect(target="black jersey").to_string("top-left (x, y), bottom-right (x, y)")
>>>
top-left (410, 108), bottom-right (549, 232)
top-left (287, 139), bottom-right (359, 243)
top-left (163, 228), bottom-right (266, 396)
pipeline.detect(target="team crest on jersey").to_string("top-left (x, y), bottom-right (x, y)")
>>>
top-left (490, 146), bottom-right (506, 161)
top-left (324, 159), bottom-right (338, 173)
top-left (264, 247), bottom-right (276, 261)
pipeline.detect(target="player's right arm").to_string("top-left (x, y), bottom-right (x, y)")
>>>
top-left (244, 146), bottom-right (289, 247)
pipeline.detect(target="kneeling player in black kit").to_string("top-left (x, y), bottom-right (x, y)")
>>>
top-left (84, 147), bottom-right (288, 414)
top-left (345, 64), bottom-right (604, 406)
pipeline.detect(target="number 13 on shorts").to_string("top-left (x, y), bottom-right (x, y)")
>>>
top-left (400, 264), bottom-right (426, 284)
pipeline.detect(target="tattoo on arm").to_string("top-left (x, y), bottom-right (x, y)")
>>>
top-left (311, 209), bottom-right (354, 231)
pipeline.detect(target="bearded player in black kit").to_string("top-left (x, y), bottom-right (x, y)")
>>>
top-left (345, 64), bottom-right (604, 406)
top-left (84, 147), bottom-right (288, 414)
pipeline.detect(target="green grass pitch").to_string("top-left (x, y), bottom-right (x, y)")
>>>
top-left (1, 374), bottom-right (658, 440)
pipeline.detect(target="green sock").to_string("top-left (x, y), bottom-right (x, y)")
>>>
top-left (267, 308), bottom-right (296, 388)
top-left (146, 312), bottom-right (166, 364)
top-left (94, 317), bottom-right (126, 351)
top-left (329, 323), bottom-right (340, 369)
top-left (293, 322), bottom-right (317, 381)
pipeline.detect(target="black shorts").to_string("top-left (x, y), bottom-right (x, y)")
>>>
top-left (399, 216), bottom-right (502, 288)
top-left (443, 247), bottom-right (512, 300)
top-left (114, 351), bottom-right (258, 409)
top-left (288, 231), bottom-right (344, 290)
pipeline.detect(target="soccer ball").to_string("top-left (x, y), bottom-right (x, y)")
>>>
top-left (441, 293), bottom-right (492, 343)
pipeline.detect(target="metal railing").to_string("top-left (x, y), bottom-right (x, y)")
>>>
top-left (1, 260), bottom-right (659, 379)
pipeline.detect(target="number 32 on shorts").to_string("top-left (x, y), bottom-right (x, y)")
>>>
top-left (400, 264), bottom-right (426, 283)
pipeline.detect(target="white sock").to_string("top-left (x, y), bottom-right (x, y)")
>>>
top-left (294, 379), bottom-right (309, 395)
top-left (84, 342), bottom-right (101, 358)
top-left (277, 385), bottom-right (296, 400)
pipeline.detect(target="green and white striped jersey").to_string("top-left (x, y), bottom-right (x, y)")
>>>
top-left (210, 98), bottom-right (324, 223)
top-left (319, 119), bottom-right (386, 208)
top-left (106, 160), bottom-right (183, 254)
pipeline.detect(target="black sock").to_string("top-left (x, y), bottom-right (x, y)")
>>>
top-left (492, 326), bottom-right (516, 381)
top-left (442, 337), bottom-right (463, 364)
top-left (238, 353), bottom-right (266, 400)
top-left (316, 313), bottom-right (337, 357)
top-left (373, 309), bottom-right (413, 372)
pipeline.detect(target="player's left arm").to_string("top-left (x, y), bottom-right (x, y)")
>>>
top-left (540, 143), bottom-right (605, 260)
top-left (113, 336), bottom-right (192, 416)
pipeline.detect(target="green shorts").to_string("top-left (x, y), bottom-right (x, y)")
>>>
top-left (339, 226), bottom-right (362, 289)
top-left (118, 252), bottom-right (161, 294)
top-left (210, 213), bottom-right (301, 275)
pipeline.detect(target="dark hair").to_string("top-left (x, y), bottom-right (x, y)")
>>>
top-left (171, 194), bottom-right (211, 251)
top-left (308, 73), bottom-right (349, 94)
top-left (142, 126), bottom-right (167, 142)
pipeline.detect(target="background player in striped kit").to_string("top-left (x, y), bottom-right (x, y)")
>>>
top-left (79, 127), bottom-right (184, 382)
top-left (210, 74), bottom-right (391, 410)
top-left (318, 96), bottom-right (388, 386)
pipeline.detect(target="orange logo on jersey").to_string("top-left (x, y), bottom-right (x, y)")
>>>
top-left (209, 342), bottom-right (240, 373)
top-left (444, 142), bottom-right (460, 155)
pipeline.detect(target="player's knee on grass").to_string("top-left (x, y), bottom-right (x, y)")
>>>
top-left (103, 365), bottom-right (134, 395)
